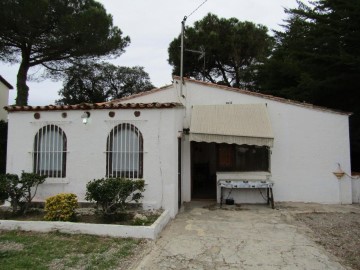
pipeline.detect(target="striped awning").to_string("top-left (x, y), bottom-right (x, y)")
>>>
top-left (189, 104), bottom-right (274, 147)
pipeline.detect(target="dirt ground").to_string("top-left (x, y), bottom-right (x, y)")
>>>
top-left (2, 202), bottom-right (359, 269)
top-left (295, 211), bottom-right (360, 270)
top-left (133, 202), bottom-right (360, 270)
top-left (0, 207), bottom-right (161, 226)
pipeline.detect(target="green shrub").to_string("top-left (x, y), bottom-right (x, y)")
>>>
top-left (44, 193), bottom-right (78, 221)
top-left (20, 172), bottom-right (46, 212)
top-left (0, 173), bottom-right (25, 213)
top-left (0, 172), bottom-right (46, 213)
top-left (0, 173), bottom-right (10, 203)
top-left (85, 178), bottom-right (145, 215)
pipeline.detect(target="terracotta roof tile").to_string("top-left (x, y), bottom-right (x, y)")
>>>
top-left (4, 102), bottom-right (183, 112)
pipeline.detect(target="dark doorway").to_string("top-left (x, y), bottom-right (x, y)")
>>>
top-left (191, 142), bottom-right (217, 199)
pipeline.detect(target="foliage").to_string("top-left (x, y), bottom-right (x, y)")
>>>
top-left (56, 62), bottom-right (154, 105)
top-left (0, 172), bottom-right (46, 213)
top-left (254, 0), bottom-right (360, 170)
top-left (0, 174), bottom-right (24, 213)
top-left (131, 214), bottom-right (158, 226)
top-left (168, 13), bottom-right (273, 89)
top-left (20, 172), bottom-right (47, 212)
top-left (44, 193), bottom-right (78, 221)
top-left (0, 173), bottom-right (8, 203)
top-left (85, 178), bottom-right (145, 215)
top-left (0, 230), bottom-right (140, 270)
top-left (0, 120), bottom-right (7, 174)
top-left (0, 0), bottom-right (130, 105)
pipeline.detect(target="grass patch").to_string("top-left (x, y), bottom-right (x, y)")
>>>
top-left (0, 230), bottom-right (142, 270)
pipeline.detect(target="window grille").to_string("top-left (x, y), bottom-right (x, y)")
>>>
top-left (33, 125), bottom-right (67, 178)
top-left (106, 123), bottom-right (143, 179)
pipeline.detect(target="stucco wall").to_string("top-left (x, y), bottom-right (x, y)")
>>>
top-left (7, 107), bottom-right (184, 217)
top-left (179, 80), bottom-right (352, 204)
top-left (6, 78), bottom-right (353, 211)
top-left (122, 79), bottom-right (352, 204)
top-left (0, 82), bottom-right (10, 121)
top-left (119, 85), bottom-right (180, 104)
top-left (353, 179), bottom-right (360, 204)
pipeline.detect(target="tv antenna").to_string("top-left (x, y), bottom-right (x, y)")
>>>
top-left (185, 46), bottom-right (206, 81)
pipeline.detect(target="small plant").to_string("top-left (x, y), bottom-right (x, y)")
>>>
top-left (0, 172), bottom-right (46, 213)
top-left (44, 193), bottom-right (78, 221)
top-left (20, 172), bottom-right (46, 212)
top-left (0, 173), bottom-right (9, 203)
top-left (85, 178), bottom-right (145, 215)
top-left (132, 213), bottom-right (148, 226)
top-left (131, 213), bottom-right (159, 226)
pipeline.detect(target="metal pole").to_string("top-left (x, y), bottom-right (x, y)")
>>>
top-left (180, 16), bottom-right (187, 97)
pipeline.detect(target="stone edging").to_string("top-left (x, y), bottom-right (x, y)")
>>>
top-left (0, 210), bottom-right (170, 240)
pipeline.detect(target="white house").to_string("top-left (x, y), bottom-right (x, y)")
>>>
top-left (0, 75), bottom-right (13, 121)
top-left (5, 77), bottom-right (354, 217)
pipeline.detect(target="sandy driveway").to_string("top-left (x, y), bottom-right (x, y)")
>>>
top-left (133, 202), bottom-right (354, 270)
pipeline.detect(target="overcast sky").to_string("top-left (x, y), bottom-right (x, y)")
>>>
top-left (1, 0), bottom-right (305, 105)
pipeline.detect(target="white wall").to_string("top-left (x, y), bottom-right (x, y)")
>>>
top-left (119, 85), bottom-right (180, 104)
top-left (7, 78), bottom-right (353, 211)
top-left (7, 107), bottom-right (184, 217)
top-left (179, 80), bottom-right (352, 204)
top-left (123, 79), bottom-right (352, 204)
top-left (0, 82), bottom-right (10, 121)
top-left (353, 179), bottom-right (360, 204)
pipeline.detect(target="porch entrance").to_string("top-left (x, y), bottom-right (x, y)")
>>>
top-left (189, 104), bottom-right (275, 201)
top-left (191, 142), bottom-right (217, 199)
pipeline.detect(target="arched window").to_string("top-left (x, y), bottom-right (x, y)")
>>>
top-left (106, 123), bottom-right (143, 178)
top-left (33, 125), bottom-right (67, 178)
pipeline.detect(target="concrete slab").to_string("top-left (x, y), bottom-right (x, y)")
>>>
top-left (133, 202), bottom-right (359, 269)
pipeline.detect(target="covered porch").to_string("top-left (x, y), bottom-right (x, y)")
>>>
top-left (187, 104), bottom-right (274, 204)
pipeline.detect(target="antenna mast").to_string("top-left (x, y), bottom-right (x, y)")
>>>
top-left (180, 16), bottom-right (187, 97)
top-left (179, 0), bottom-right (208, 97)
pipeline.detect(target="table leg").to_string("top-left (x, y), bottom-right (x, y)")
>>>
top-left (269, 188), bottom-right (275, 209)
top-left (267, 188), bottom-right (270, 205)
top-left (220, 187), bottom-right (223, 207)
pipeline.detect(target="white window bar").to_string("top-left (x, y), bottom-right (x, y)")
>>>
top-left (34, 125), bottom-right (66, 178)
top-left (107, 123), bottom-right (143, 179)
top-left (114, 123), bottom-right (117, 177)
top-left (124, 123), bottom-right (127, 178)
top-left (51, 126), bottom-right (54, 175)
top-left (132, 124), bottom-right (135, 179)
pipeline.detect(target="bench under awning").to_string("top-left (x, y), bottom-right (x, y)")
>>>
top-left (189, 104), bottom-right (274, 147)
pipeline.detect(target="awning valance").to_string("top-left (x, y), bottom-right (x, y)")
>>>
top-left (189, 104), bottom-right (274, 147)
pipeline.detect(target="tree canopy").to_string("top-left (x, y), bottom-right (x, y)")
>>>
top-left (255, 0), bottom-right (360, 170)
top-left (168, 13), bottom-right (273, 89)
top-left (56, 62), bottom-right (154, 105)
top-left (0, 0), bottom-right (130, 105)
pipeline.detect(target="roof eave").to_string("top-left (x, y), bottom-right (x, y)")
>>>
top-left (4, 102), bottom-right (184, 112)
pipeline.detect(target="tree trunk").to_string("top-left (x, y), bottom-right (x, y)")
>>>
top-left (16, 52), bottom-right (31, 106)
